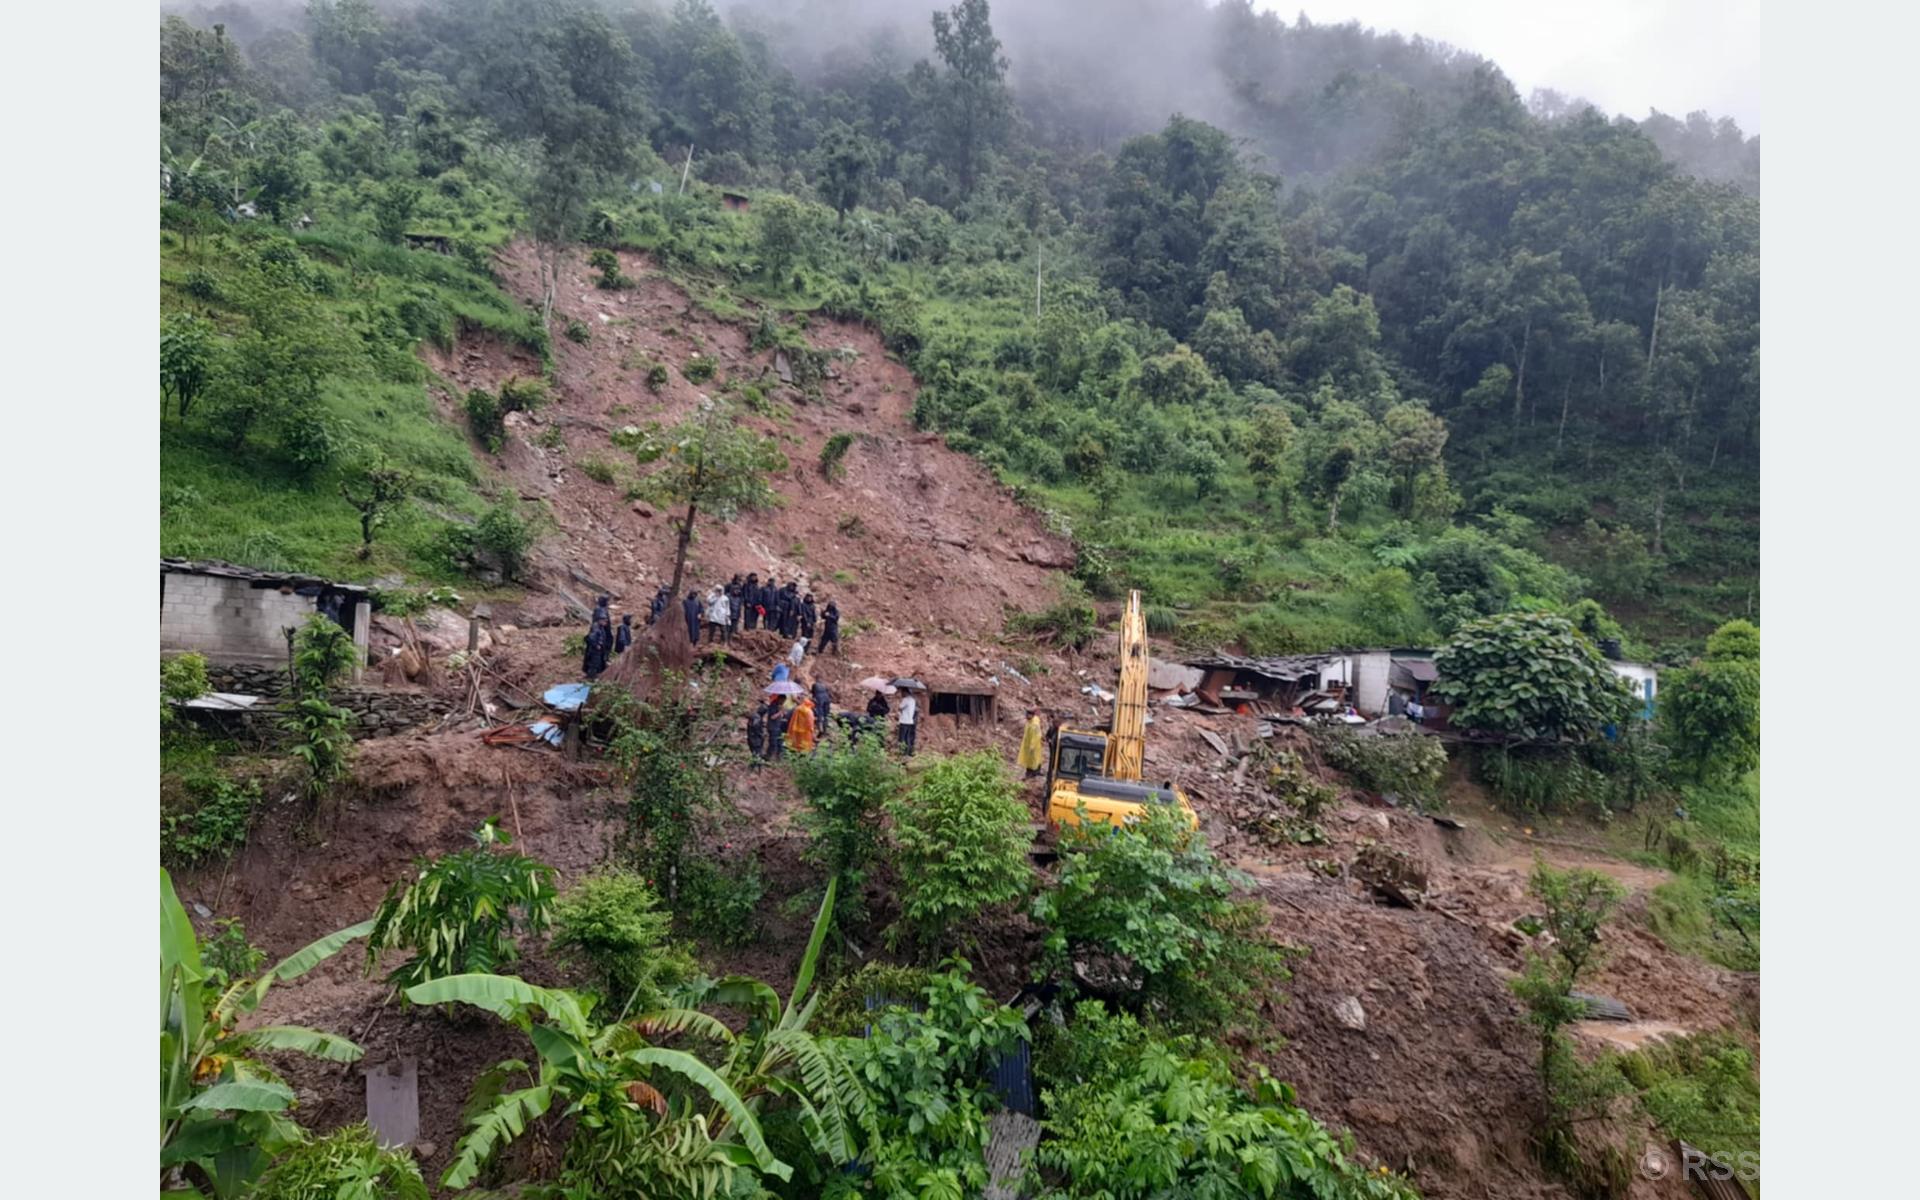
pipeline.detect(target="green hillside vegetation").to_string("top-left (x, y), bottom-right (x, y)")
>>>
top-left (160, 0), bottom-right (1756, 657)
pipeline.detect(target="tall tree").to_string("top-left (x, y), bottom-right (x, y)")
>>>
top-left (929, 0), bottom-right (1010, 196)
top-left (619, 397), bottom-right (786, 599)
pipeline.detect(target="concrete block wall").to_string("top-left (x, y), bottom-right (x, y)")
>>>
top-left (161, 574), bottom-right (320, 662)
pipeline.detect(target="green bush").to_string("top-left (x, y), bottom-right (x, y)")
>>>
top-left (551, 869), bottom-right (695, 1009)
top-left (1034, 804), bottom-right (1286, 1028)
top-left (201, 917), bottom-right (267, 984)
top-left (564, 318), bottom-right (591, 344)
top-left (577, 456), bottom-right (618, 485)
top-left (160, 774), bottom-right (260, 867)
top-left (251, 1123), bottom-right (428, 1200)
top-left (645, 361), bottom-right (670, 391)
top-left (1034, 1001), bottom-right (1418, 1200)
top-left (1315, 727), bottom-right (1449, 805)
top-left (680, 857), bottom-right (765, 947)
top-left (161, 652), bottom-right (209, 727)
top-left (819, 432), bottom-right (855, 480)
top-left (1006, 597), bottom-right (1098, 651)
top-left (497, 374), bottom-right (548, 414)
top-left (474, 495), bottom-right (535, 580)
top-left (464, 387), bottom-right (504, 451)
top-left (682, 354), bottom-right (718, 383)
top-left (888, 752), bottom-right (1033, 951)
top-left (839, 966), bottom-right (1030, 1197)
top-left (793, 740), bottom-right (903, 927)
top-left (366, 819), bottom-right (557, 989)
top-left (1433, 611), bottom-right (1632, 740)
top-left (1614, 1032), bottom-right (1760, 1179)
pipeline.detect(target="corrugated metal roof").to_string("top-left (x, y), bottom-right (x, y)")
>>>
top-left (161, 558), bottom-right (370, 594)
top-left (1394, 658), bottom-right (1440, 682)
top-left (1183, 652), bottom-right (1342, 682)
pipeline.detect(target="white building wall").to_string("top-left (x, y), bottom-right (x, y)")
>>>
top-left (161, 574), bottom-right (320, 663)
top-left (1319, 651), bottom-right (1395, 716)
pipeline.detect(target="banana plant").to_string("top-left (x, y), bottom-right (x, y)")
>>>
top-left (407, 877), bottom-right (870, 1195)
top-left (161, 869), bottom-right (375, 1198)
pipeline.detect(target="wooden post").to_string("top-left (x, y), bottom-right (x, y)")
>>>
top-left (678, 144), bottom-right (695, 195)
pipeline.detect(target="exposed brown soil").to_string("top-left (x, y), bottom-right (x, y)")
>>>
top-left (171, 248), bottom-right (1753, 1200)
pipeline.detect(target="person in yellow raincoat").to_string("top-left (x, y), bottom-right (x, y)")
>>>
top-left (1016, 708), bottom-right (1046, 777)
top-left (785, 695), bottom-right (817, 755)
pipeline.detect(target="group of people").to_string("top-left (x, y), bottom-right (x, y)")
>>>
top-left (581, 595), bottom-right (632, 679)
top-left (645, 573), bottom-right (842, 657)
top-left (747, 675), bottom-right (920, 764)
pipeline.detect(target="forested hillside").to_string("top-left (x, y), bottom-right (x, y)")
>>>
top-left (160, 0), bottom-right (1759, 656)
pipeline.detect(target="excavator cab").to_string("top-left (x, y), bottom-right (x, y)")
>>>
top-left (1044, 591), bottom-right (1198, 833)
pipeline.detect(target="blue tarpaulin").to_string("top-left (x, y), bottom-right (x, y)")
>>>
top-left (543, 683), bottom-right (592, 712)
top-left (529, 720), bottom-right (564, 747)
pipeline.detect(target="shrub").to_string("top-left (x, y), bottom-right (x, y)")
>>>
top-left (680, 857), bottom-right (765, 947)
top-left (888, 752), bottom-right (1033, 951)
top-left (551, 869), bottom-right (695, 1010)
top-left (1509, 862), bottom-right (1629, 1178)
top-left (819, 432), bottom-right (854, 480)
top-left (793, 740), bottom-right (904, 926)
top-left (1433, 611), bottom-right (1632, 740)
top-left (474, 495), bottom-right (535, 580)
top-left (202, 917), bottom-right (267, 984)
top-left (293, 612), bottom-right (358, 695)
top-left (577, 456), bottom-right (617, 485)
top-left (588, 248), bottom-right (626, 289)
top-left (1144, 605), bottom-right (1179, 636)
top-left (840, 966), bottom-right (1029, 1197)
top-left (682, 355), bottom-right (718, 383)
top-left (494, 373), bottom-right (548, 414)
top-left (1660, 621), bottom-right (1760, 784)
top-left (1006, 598), bottom-right (1097, 651)
top-left (282, 696), bottom-right (354, 806)
top-left (367, 819), bottom-right (557, 989)
top-left (1034, 804), bottom-right (1286, 1028)
top-left (161, 652), bottom-right (209, 726)
top-left (251, 1123), bottom-right (428, 1200)
top-left (646, 361), bottom-right (670, 391)
top-left (1315, 727), bottom-right (1449, 805)
top-left (1034, 1001), bottom-right (1418, 1200)
top-left (564, 317), bottom-right (591, 344)
top-left (160, 775), bottom-right (260, 867)
top-left (464, 387), bottom-right (504, 451)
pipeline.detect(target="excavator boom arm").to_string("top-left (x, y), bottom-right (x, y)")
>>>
top-left (1107, 591), bottom-right (1149, 782)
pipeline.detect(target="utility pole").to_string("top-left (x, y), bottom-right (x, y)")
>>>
top-left (1034, 239), bottom-right (1042, 319)
top-left (678, 144), bottom-right (695, 195)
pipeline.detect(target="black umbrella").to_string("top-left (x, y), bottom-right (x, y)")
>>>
top-left (891, 677), bottom-right (927, 692)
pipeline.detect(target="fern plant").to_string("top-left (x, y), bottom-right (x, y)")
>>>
top-left (367, 820), bottom-right (557, 989)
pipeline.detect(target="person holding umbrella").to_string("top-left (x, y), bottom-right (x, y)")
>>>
top-left (896, 685), bottom-right (918, 756)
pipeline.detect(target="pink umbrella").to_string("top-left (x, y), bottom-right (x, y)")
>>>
top-left (859, 676), bottom-right (898, 695)
top-left (765, 680), bottom-right (806, 696)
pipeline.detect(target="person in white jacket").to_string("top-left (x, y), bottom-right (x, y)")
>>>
top-left (897, 691), bottom-right (918, 756)
top-left (705, 586), bottom-right (732, 645)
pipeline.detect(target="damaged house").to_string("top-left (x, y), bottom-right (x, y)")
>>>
top-left (160, 559), bottom-right (369, 679)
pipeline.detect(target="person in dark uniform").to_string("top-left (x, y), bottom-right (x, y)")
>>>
top-left (614, 613), bottom-right (633, 654)
top-left (746, 703), bottom-right (767, 768)
top-left (681, 591), bottom-right (702, 646)
top-left (799, 593), bottom-right (818, 642)
top-left (741, 573), bottom-right (761, 630)
top-left (810, 679), bottom-right (832, 737)
top-left (779, 582), bottom-right (801, 638)
top-left (648, 585), bottom-right (669, 627)
top-left (583, 596), bottom-right (613, 678)
top-left (817, 601), bottom-right (841, 656)
top-left (760, 576), bottom-right (779, 633)
top-left (766, 699), bottom-right (791, 761)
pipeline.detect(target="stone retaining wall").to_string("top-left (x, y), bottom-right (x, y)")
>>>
top-left (199, 663), bottom-right (455, 739)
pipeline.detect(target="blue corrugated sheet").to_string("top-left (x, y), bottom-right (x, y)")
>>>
top-left (986, 1038), bottom-right (1035, 1116)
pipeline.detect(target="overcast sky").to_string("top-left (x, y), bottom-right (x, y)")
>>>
top-left (1273, 0), bottom-right (1762, 132)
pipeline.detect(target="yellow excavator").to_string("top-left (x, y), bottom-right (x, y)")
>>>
top-left (1045, 589), bottom-right (1198, 830)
